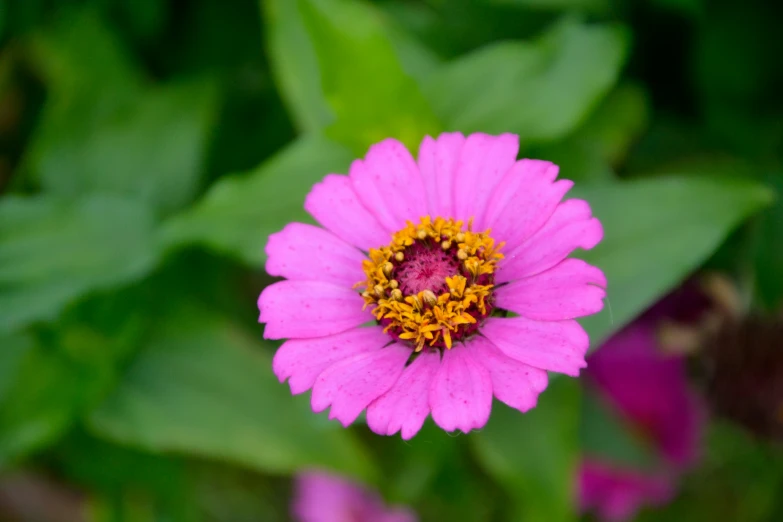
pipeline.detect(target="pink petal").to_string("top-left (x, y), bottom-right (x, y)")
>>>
top-left (258, 280), bottom-right (367, 339)
top-left (304, 174), bottom-right (390, 251)
top-left (580, 460), bottom-right (675, 522)
top-left (429, 344), bottom-right (492, 433)
top-left (495, 258), bottom-right (607, 321)
top-left (483, 159), bottom-right (573, 253)
top-left (350, 139), bottom-right (427, 231)
top-left (273, 327), bottom-right (388, 394)
top-left (587, 323), bottom-right (704, 467)
top-left (292, 471), bottom-right (369, 522)
top-left (265, 223), bottom-right (367, 287)
top-left (417, 132), bottom-right (466, 218)
top-left (311, 344), bottom-right (410, 427)
top-left (466, 336), bottom-right (548, 413)
top-left (499, 199), bottom-right (603, 283)
top-left (481, 316), bottom-right (589, 377)
top-left (452, 133), bottom-right (519, 226)
top-left (366, 349), bottom-right (440, 440)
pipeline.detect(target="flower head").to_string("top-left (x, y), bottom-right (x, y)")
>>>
top-left (292, 471), bottom-right (416, 522)
top-left (579, 301), bottom-right (705, 521)
top-left (259, 133), bottom-right (606, 438)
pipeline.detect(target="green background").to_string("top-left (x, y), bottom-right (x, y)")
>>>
top-left (1, 0), bottom-right (782, 520)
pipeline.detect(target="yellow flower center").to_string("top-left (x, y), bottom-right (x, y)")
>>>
top-left (360, 216), bottom-right (504, 352)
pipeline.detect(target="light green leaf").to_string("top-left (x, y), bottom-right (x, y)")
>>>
top-left (485, 0), bottom-right (611, 12)
top-left (573, 175), bottom-right (774, 347)
top-left (424, 18), bottom-right (628, 142)
top-left (472, 379), bottom-right (580, 522)
top-left (297, 0), bottom-right (442, 153)
top-left (263, 0), bottom-right (333, 133)
top-left (0, 195), bottom-right (160, 331)
top-left (89, 306), bottom-right (377, 481)
top-left (161, 135), bottom-right (354, 266)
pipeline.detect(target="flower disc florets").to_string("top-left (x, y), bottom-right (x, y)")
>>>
top-left (361, 216), bottom-right (504, 351)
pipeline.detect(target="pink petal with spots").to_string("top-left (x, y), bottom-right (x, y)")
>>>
top-left (499, 199), bottom-right (603, 282)
top-left (265, 223), bottom-right (367, 287)
top-left (258, 280), bottom-right (367, 340)
top-left (429, 344), bottom-right (492, 433)
top-left (311, 344), bottom-right (410, 427)
top-left (483, 159), bottom-right (573, 253)
top-left (495, 258), bottom-right (606, 321)
top-left (417, 132), bottom-right (466, 218)
top-left (350, 139), bottom-right (427, 231)
top-left (466, 336), bottom-right (548, 413)
top-left (273, 327), bottom-right (388, 395)
top-left (366, 349), bottom-right (440, 440)
top-left (452, 133), bottom-right (519, 225)
top-left (481, 316), bottom-right (589, 377)
top-left (304, 174), bottom-right (390, 251)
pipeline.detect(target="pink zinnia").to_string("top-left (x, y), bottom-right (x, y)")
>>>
top-left (579, 319), bottom-right (704, 521)
top-left (259, 133), bottom-right (605, 438)
top-left (292, 471), bottom-right (416, 522)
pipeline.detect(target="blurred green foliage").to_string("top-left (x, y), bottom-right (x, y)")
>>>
top-left (0, 0), bottom-right (782, 521)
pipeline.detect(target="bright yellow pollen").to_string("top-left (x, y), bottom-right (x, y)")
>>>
top-left (360, 216), bottom-right (504, 352)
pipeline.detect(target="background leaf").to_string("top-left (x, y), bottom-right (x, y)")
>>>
top-left (424, 18), bottom-right (628, 142)
top-left (471, 379), bottom-right (580, 522)
top-left (161, 135), bottom-right (354, 266)
top-left (573, 175), bottom-right (774, 347)
top-left (296, 0), bottom-right (442, 152)
top-left (0, 195), bottom-right (160, 331)
top-left (89, 305), bottom-right (377, 482)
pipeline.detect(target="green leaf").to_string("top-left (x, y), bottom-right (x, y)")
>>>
top-left (25, 9), bottom-right (218, 215)
top-left (161, 135), bottom-right (354, 266)
top-left (0, 309), bottom-right (137, 466)
top-left (0, 332), bottom-right (34, 402)
top-left (579, 388), bottom-right (658, 470)
top-left (297, 0), bottom-right (442, 153)
top-left (472, 379), bottom-right (580, 522)
top-left (530, 82), bottom-right (649, 182)
top-left (89, 306), bottom-right (377, 482)
top-left (424, 18), bottom-right (628, 142)
top-left (27, 79), bottom-right (218, 216)
top-left (263, 0), bottom-right (333, 133)
top-left (573, 175), bottom-right (774, 347)
top-left (0, 195), bottom-right (160, 332)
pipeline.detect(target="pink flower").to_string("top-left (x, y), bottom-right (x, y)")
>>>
top-left (292, 471), bottom-right (416, 522)
top-left (259, 133), bottom-right (605, 438)
top-left (579, 319), bottom-right (704, 521)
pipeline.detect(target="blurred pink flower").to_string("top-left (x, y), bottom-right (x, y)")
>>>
top-left (579, 314), bottom-right (704, 521)
top-left (292, 471), bottom-right (416, 522)
top-left (259, 133), bottom-right (606, 438)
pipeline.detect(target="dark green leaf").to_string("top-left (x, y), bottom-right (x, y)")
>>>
top-left (574, 175), bottom-right (773, 347)
top-left (89, 306), bottom-right (377, 481)
top-left (161, 135), bottom-right (354, 266)
top-left (297, 0), bottom-right (442, 153)
top-left (472, 379), bottom-right (580, 522)
top-left (0, 311), bottom-right (135, 466)
top-left (27, 79), bottom-right (217, 216)
top-left (0, 195), bottom-right (160, 331)
top-left (424, 18), bottom-right (628, 142)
